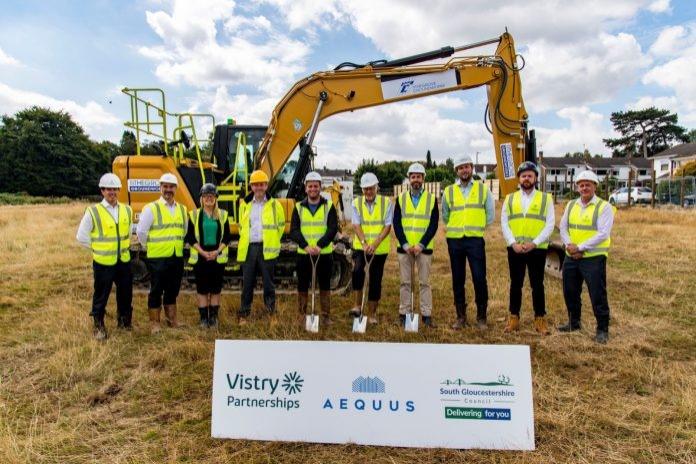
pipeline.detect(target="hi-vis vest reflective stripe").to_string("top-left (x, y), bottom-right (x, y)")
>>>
top-left (145, 200), bottom-right (186, 258)
top-left (352, 195), bottom-right (391, 255)
top-left (237, 198), bottom-right (284, 262)
top-left (297, 202), bottom-right (333, 255)
top-left (397, 190), bottom-right (435, 250)
top-left (567, 198), bottom-right (612, 258)
top-left (188, 208), bottom-right (229, 265)
top-left (444, 181), bottom-right (487, 238)
top-left (505, 190), bottom-right (551, 249)
top-left (88, 203), bottom-right (131, 265)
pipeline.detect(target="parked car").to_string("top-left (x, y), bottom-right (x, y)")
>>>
top-left (609, 187), bottom-right (652, 205)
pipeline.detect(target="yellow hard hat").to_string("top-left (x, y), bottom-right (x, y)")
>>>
top-left (249, 170), bottom-right (269, 184)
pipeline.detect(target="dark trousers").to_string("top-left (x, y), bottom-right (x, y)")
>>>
top-left (240, 244), bottom-right (277, 316)
top-left (351, 251), bottom-right (387, 301)
top-left (147, 256), bottom-right (184, 308)
top-left (297, 254), bottom-right (333, 292)
top-left (447, 237), bottom-right (488, 320)
top-left (562, 256), bottom-right (610, 331)
top-left (507, 247), bottom-right (547, 316)
top-left (91, 260), bottom-right (132, 322)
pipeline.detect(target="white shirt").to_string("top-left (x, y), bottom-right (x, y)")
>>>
top-left (351, 196), bottom-right (393, 226)
top-left (136, 197), bottom-right (187, 247)
top-left (250, 196), bottom-right (267, 243)
top-left (560, 195), bottom-right (614, 252)
top-left (500, 188), bottom-right (555, 247)
top-left (76, 199), bottom-right (123, 249)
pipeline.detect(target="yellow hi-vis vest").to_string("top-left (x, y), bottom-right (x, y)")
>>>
top-left (443, 181), bottom-right (488, 238)
top-left (188, 208), bottom-right (229, 265)
top-left (566, 198), bottom-right (612, 258)
top-left (397, 190), bottom-right (435, 250)
top-left (296, 202), bottom-right (333, 255)
top-left (145, 199), bottom-right (186, 258)
top-left (88, 203), bottom-right (132, 265)
top-left (237, 198), bottom-right (285, 262)
top-left (505, 189), bottom-right (552, 249)
top-left (352, 195), bottom-right (391, 255)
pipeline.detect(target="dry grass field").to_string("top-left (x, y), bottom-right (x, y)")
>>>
top-left (0, 201), bottom-right (694, 463)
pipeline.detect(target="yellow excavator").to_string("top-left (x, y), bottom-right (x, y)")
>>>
top-left (113, 31), bottom-right (540, 292)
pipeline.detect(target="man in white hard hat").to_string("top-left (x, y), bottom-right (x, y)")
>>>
top-left (559, 169), bottom-right (615, 344)
top-left (393, 162), bottom-right (439, 327)
top-left (136, 172), bottom-right (188, 333)
top-left (442, 155), bottom-right (495, 329)
top-left (348, 172), bottom-right (393, 324)
top-left (290, 171), bottom-right (338, 324)
top-left (76, 173), bottom-right (133, 340)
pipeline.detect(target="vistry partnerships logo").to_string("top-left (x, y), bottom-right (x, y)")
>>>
top-left (225, 371), bottom-right (304, 411)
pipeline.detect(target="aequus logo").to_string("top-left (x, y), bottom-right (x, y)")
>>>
top-left (352, 376), bottom-right (385, 393)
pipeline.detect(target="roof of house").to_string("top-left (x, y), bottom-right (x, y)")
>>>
top-left (652, 142), bottom-right (696, 159)
top-left (317, 168), bottom-right (353, 178)
top-left (539, 156), bottom-right (652, 169)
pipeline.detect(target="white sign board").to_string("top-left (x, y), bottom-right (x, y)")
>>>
top-left (211, 340), bottom-right (535, 450)
top-left (381, 69), bottom-right (458, 101)
top-left (127, 179), bottom-right (160, 192)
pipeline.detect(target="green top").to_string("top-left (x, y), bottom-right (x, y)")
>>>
top-left (202, 212), bottom-right (219, 247)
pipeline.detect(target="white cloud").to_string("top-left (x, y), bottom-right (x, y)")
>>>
top-left (535, 106), bottom-right (611, 156)
top-left (648, 0), bottom-right (671, 13)
top-left (649, 25), bottom-right (685, 56)
top-left (0, 82), bottom-right (120, 140)
top-left (0, 47), bottom-right (21, 67)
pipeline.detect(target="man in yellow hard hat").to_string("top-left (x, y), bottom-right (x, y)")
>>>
top-left (559, 170), bottom-right (615, 344)
top-left (76, 173), bottom-right (133, 340)
top-left (237, 170), bottom-right (285, 326)
top-left (136, 173), bottom-right (188, 333)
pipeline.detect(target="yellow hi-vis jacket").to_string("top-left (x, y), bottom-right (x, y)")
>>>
top-left (566, 198), bottom-right (612, 258)
top-left (88, 203), bottom-right (132, 265)
top-left (296, 202), bottom-right (334, 255)
top-left (145, 199), bottom-right (187, 258)
top-left (397, 190), bottom-right (435, 250)
top-left (504, 190), bottom-right (552, 249)
top-left (237, 197), bottom-right (285, 262)
top-left (443, 181), bottom-right (488, 238)
top-left (188, 208), bottom-right (230, 265)
top-left (352, 195), bottom-right (391, 255)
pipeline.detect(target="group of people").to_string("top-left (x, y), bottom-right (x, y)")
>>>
top-left (77, 156), bottom-right (614, 344)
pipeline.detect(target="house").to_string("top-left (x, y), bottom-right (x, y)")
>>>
top-left (651, 143), bottom-right (696, 179)
top-left (538, 156), bottom-right (652, 191)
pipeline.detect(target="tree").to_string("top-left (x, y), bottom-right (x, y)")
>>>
top-left (686, 128), bottom-right (696, 143)
top-left (675, 160), bottom-right (696, 177)
top-left (603, 107), bottom-right (688, 158)
top-left (425, 150), bottom-right (434, 168)
top-left (119, 130), bottom-right (137, 155)
top-left (0, 107), bottom-right (110, 197)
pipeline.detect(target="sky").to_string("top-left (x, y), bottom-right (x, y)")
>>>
top-left (1, 0), bottom-right (695, 167)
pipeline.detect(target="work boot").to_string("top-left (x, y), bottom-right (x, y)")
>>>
top-left (534, 316), bottom-right (550, 335)
top-left (93, 315), bottom-right (108, 341)
top-left (209, 306), bottom-right (219, 328)
top-left (367, 300), bottom-right (379, 325)
top-left (198, 307), bottom-right (209, 329)
top-left (398, 314), bottom-right (406, 326)
top-left (348, 290), bottom-right (362, 317)
top-left (504, 314), bottom-right (520, 333)
top-left (451, 318), bottom-right (468, 329)
top-left (163, 304), bottom-right (183, 328)
top-left (558, 321), bottom-right (581, 332)
top-left (148, 308), bottom-right (161, 334)
top-left (476, 318), bottom-right (488, 330)
top-left (423, 316), bottom-right (437, 328)
top-left (117, 308), bottom-right (133, 330)
top-left (595, 329), bottom-right (609, 344)
top-left (320, 291), bottom-right (332, 326)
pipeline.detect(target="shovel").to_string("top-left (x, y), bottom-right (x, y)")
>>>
top-left (305, 253), bottom-right (320, 333)
top-left (352, 253), bottom-right (373, 334)
top-left (404, 254), bottom-right (419, 332)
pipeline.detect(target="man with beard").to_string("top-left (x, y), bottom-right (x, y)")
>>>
top-left (442, 156), bottom-right (495, 330)
top-left (500, 161), bottom-right (554, 335)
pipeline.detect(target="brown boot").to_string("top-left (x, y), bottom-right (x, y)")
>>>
top-left (367, 300), bottom-right (379, 325)
top-left (320, 291), bottom-right (332, 326)
top-left (348, 290), bottom-right (362, 317)
top-left (163, 304), bottom-right (183, 328)
top-left (534, 316), bottom-right (550, 335)
top-left (504, 314), bottom-right (520, 333)
top-left (148, 308), bottom-right (161, 334)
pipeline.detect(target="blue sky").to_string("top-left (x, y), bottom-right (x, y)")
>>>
top-left (1, 0), bottom-right (695, 167)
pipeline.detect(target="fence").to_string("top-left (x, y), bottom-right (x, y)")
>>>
top-left (655, 176), bottom-right (695, 207)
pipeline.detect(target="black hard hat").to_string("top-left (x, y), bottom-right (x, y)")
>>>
top-left (517, 161), bottom-right (539, 177)
top-left (200, 183), bottom-right (218, 196)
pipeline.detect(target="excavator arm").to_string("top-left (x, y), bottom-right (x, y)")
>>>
top-left (257, 32), bottom-right (530, 197)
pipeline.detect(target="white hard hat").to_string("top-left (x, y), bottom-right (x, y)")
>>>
top-left (360, 172), bottom-right (379, 188)
top-left (159, 173), bottom-right (179, 186)
top-left (575, 170), bottom-right (599, 184)
top-left (304, 171), bottom-right (322, 183)
top-left (98, 173), bottom-right (122, 188)
top-left (454, 155), bottom-right (474, 169)
top-left (407, 163), bottom-right (426, 176)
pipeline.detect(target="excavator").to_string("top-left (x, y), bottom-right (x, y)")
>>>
top-left (113, 31), bottom-right (548, 293)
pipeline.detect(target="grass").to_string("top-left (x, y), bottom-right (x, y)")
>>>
top-left (0, 192), bottom-right (76, 205)
top-left (0, 201), bottom-right (694, 463)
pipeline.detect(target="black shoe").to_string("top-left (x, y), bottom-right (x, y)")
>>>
top-left (476, 318), bottom-right (488, 330)
top-left (423, 316), bottom-right (437, 328)
top-left (594, 330), bottom-right (609, 344)
top-left (558, 322), bottom-right (581, 332)
top-left (348, 307), bottom-right (361, 317)
top-left (198, 307), bottom-right (209, 329)
top-left (208, 306), bottom-right (219, 328)
top-left (116, 314), bottom-right (132, 330)
top-left (398, 314), bottom-right (406, 326)
top-left (93, 316), bottom-right (108, 341)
